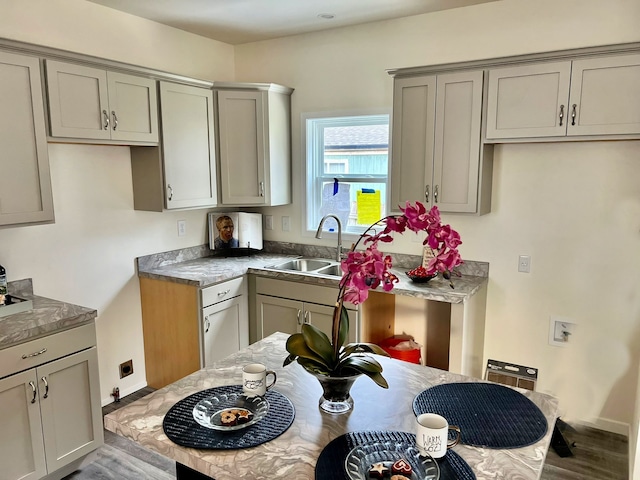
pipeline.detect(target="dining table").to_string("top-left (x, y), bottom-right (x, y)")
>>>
top-left (104, 332), bottom-right (559, 480)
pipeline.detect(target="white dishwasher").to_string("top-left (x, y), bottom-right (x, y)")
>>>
top-left (200, 276), bottom-right (249, 367)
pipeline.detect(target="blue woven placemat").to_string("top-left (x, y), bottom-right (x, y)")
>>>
top-left (413, 382), bottom-right (547, 449)
top-left (315, 430), bottom-right (475, 480)
top-left (162, 385), bottom-right (295, 449)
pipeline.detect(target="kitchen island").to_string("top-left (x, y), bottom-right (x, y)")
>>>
top-left (104, 332), bottom-right (558, 480)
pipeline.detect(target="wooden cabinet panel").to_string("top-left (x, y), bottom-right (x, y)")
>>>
top-left (216, 84), bottom-right (292, 207)
top-left (568, 54), bottom-right (640, 135)
top-left (46, 60), bottom-right (158, 143)
top-left (0, 51), bottom-right (54, 227)
top-left (486, 61), bottom-right (571, 139)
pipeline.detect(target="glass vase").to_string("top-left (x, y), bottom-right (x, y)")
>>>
top-left (311, 372), bottom-right (361, 414)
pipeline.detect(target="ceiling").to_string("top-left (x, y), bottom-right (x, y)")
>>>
top-left (86, 0), bottom-right (499, 45)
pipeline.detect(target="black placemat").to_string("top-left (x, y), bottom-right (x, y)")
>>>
top-left (413, 382), bottom-right (547, 449)
top-left (315, 431), bottom-right (475, 480)
top-left (162, 385), bottom-right (295, 449)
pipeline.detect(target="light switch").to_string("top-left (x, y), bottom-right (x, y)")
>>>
top-left (282, 216), bottom-right (290, 232)
top-left (177, 220), bottom-right (186, 237)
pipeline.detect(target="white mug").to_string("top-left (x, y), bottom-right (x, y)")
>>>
top-left (416, 413), bottom-right (461, 458)
top-left (242, 363), bottom-right (276, 397)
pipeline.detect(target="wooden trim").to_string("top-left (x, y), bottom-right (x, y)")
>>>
top-left (360, 291), bottom-right (395, 344)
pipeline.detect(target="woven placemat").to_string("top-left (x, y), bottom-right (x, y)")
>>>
top-left (162, 385), bottom-right (295, 449)
top-left (315, 431), bottom-right (475, 480)
top-left (413, 382), bottom-right (547, 449)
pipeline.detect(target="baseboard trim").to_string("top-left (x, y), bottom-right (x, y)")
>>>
top-left (577, 416), bottom-right (630, 437)
top-left (101, 380), bottom-right (148, 407)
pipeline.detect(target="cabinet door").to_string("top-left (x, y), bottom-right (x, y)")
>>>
top-left (217, 90), bottom-right (267, 205)
top-left (257, 294), bottom-right (302, 339)
top-left (0, 370), bottom-right (47, 480)
top-left (568, 53), bottom-right (640, 136)
top-left (202, 296), bottom-right (249, 367)
top-left (46, 60), bottom-right (111, 139)
top-left (0, 52), bottom-right (54, 226)
top-left (159, 81), bottom-right (217, 209)
top-left (305, 303), bottom-right (358, 343)
top-left (433, 71), bottom-right (483, 213)
top-left (486, 61), bottom-right (571, 139)
top-left (390, 76), bottom-right (436, 211)
top-left (38, 347), bottom-right (103, 473)
top-left (107, 72), bottom-right (158, 142)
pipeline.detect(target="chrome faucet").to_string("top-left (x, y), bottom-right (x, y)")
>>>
top-left (315, 214), bottom-right (342, 262)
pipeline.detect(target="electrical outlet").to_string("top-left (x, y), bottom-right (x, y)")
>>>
top-left (177, 220), bottom-right (186, 237)
top-left (548, 316), bottom-right (576, 347)
top-left (518, 255), bottom-right (531, 273)
top-left (282, 216), bottom-right (290, 231)
top-left (265, 215), bottom-right (273, 230)
top-left (119, 360), bottom-right (134, 378)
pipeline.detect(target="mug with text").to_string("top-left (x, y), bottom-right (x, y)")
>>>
top-left (416, 413), bottom-right (461, 458)
top-left (242, 363), bottom-right (276, 397)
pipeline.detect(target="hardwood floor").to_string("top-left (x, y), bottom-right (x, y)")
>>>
top-left (64, 388), bottom-right (628, 479)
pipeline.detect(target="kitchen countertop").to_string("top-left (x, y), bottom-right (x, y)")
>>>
top-left (136, 244), bottom-right (488, 305)
top-left (0, 278), bottom-right (97, 350)
top-left (105, 332), bottom-right (558, 480)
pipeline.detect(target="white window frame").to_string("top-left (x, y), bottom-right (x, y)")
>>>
top-left (302, 110), bottom-right (390, 240)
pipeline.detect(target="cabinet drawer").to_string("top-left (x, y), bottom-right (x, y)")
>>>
top-left (201, 276), bottom-right (244, 307)
top-left (255, 277), bottom-right (356, 310)
top-left (0, 323), bottom-right (96, 380)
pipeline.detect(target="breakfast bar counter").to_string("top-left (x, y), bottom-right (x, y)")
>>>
top-left (104, 333), bottom-right (558, 480)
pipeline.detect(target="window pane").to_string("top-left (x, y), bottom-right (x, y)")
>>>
top-left (306, 114), bottom-right (389, 234)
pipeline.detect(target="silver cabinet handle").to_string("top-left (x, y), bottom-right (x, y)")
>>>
top-left (303, 310), bottom-right (310, 324)
top-left (296, 309), bottom-right (302, 325)
top-left (167, 184), bottom-right (173, 201)
top-left (111, 111), bottom-right (118, 131)
top-left (217, 289), bottom-right (231, 297)
top-left (434, 185), bottom-right (439, 203)
top-left (259, 181), bottom-right (265, 197)
top-left (559, 104), bottom-right (564, 126)
top-left (22, 348), bottom-right (47, 359)
top-left (41, 376), bottom-right (49, 399)
top-left (102, 110), bottom-right (110, 130)
top-left (425, 185), bottom-right (430, 203)
top-left (571, 104), bottom-right (577, 126)
top-left (204, 315), bottom-right (210, 333)
top-left (29, 381), bottom-right (37, 404)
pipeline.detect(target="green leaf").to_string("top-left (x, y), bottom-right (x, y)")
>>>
top-left (297, 357), bottom-right (330, 375)
top-left (285, 333), bottom-right (330, 369)
top-left (340, 343), bottom-right (390, 359)
top-left (337, 356), bottom-right (389, 388)
top-left (301, 323), bottom-right (336, 366)
top-left (336, 305), bottom-right (349, 349)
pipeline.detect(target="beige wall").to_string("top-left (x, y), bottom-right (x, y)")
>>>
top-left (234, 0), bottom-right (640, 432)
top-left (0, 0), bottom-right (234, 403)
top-left (1, 0), bottom-right (639, 435)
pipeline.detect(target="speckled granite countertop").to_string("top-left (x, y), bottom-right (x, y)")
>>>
top-left (0, 279), bottom-right (97, 350)
top-left (137, 243), bottom-right (489, 304)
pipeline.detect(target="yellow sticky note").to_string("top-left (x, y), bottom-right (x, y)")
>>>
top-left (357, 190), bottom-right (381, 224)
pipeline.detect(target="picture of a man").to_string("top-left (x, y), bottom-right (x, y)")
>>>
top-left (213, 215), bottom-right (239, 249)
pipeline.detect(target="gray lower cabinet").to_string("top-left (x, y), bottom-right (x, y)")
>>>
top-left (0, 51), bottom-right (54, 227)
top-left (0, 324), bottom-right (102, 480)
top-left (390, 70), bottom-right (491, 214)
top-left (254, 277), bottom-right (358, 343)
top-left (486, 53), bottom-right (640, 139)
top-left (45, 60), bottom-right (158, 143)
top-left (131, 81), bottom-right (217, 211)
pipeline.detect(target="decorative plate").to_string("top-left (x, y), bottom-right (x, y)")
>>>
top-left (192, 391), bottom-right (268, 431)
top-left (344, 440), bottom-right (440, 480)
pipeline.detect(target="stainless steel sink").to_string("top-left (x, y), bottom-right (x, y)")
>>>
top-left (269, 258), bottom-right (332, 272)
top-left (315, 264), bottom-right (343, 277)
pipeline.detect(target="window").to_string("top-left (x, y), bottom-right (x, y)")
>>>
top-left (305, 113), bottom-right (389, 236)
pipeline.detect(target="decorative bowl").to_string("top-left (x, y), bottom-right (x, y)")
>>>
top-left (192, 391), bottom-right (268, 431)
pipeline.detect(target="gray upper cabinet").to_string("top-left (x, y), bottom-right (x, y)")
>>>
top-left (0, 51), bottom-right (54, 227)
top-left (45, 60), bottom-right (158, 143)
top-left (390, 70), bottom-right (491, 214)
top-left (216, 84), bottom-right (293, 206)
top-left (131, 81), bottom-right (217, 211)
top-left (486, 53), bottom-right (640, 139)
